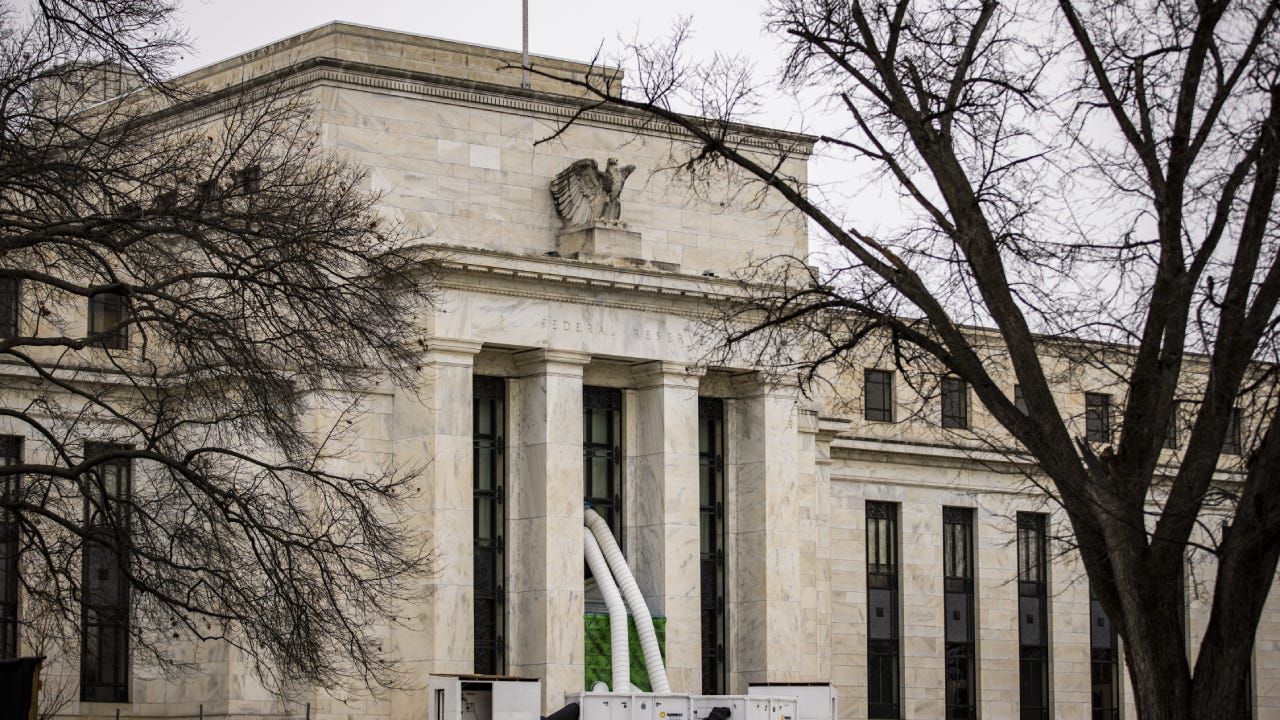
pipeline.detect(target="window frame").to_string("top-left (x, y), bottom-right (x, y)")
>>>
top-left (1084, 393), bottom-right (1111, 444)
top-left (941, 377), bottom-right (969, 430)
top-left (472, 376), bottom-right (506, 675)
top-left (0, 436), bottom-right (20, 659)
top-left (1017, 512), bottom-right (1050, 720)
top-left (943, 507), bottom-right (977, 720)
top-left (865, 370), bottom-right (895, 423)
top-left (698, 397), bottom-right (727, 694)
top-left (87, 292), bottom-right (129, 350)
top-left (866, 501), bottom-right (900, 719)
top-left (80, 443), bottom-right (132, 703)
top-left (0, 275), bottom-right (17, 338)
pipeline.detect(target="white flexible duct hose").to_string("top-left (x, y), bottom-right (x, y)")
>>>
top-left (584, 526), bottom-right (630, 691)
top-left (584, 506), bottom-right (671, 693)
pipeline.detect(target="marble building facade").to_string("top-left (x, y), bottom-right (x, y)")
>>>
top-left (17, 22), bottom-right (1280, 720)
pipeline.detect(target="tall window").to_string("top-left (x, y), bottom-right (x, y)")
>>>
top-left (0, 436), bottom-right (20, 658)
top-left (473, 376), bottom-right (505, 675)
top-left (0, 275), bottom-right (17, 338)
top-left (1014, 385), bottom-right (1027, 415)
top-left (943, 507), bottom-right (976, 719)
top-left (81, 444), bottom-right (131, 702)
top-left (1222, 408), bottom-right (1242, 455)
top-left (1017, 512), bottom-right (1050, 720)
top-left (867, 501), bottom-right (900, 719)
top-left (942, 378), bottom-right (969, 429)
top-left (698, 398), bottom-right (727, 694)
top-left (1089, 585), bottom-right (1120, 720)
top-left (1085, 393), bottom-right (1111, 443)
top-left (87, 293), bottom-right (128, 349)
top-left (865, 370), bottom-right (894, 422)
top-left (583, 387), bottom-right (622, 543)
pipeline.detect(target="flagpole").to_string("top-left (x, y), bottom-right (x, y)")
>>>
top-left (521, 0), bottom-right (531, 89)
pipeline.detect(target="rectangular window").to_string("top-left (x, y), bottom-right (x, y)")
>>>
top-left (0, 275), bottom-right (17, 338)
top-left (943, 507), bottom-right (976, 719)
top-left (1164, 402), bottom-right (1180, 449)
top-left (473, 376), bottom-right (505, 675)
top-left (1222, 408), bottom-right (1242, 455)
top-left (0, 436), bottom-right (20, 658)
top-left (87, 293), bottom-right (128, 350)
top-left (1017, 512), bottom-right (1050, 720)
top-left (1089, 586), bottom-right (1120, 720)
top-left (698, 398), bottom-right (727, 694)
top-left (867, 501), bottom-right (900, 719)
top-left (1085, 393), bottom-right (1110, 443)
top-left (865, 370), bottom-right (894, 423)
top-left (583, 387), bottom-right (622, 545)
top-left (81, 444), bottom-right (131, 703)
top-left (1014, 385), bottom-right (1027, 415)
top-left (942, 378), bottom-right (969, 429)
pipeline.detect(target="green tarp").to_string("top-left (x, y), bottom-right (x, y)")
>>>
top-left (584, 613), bottom-right (666, 691)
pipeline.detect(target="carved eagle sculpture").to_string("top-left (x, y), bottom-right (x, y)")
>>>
top-left (550, 157), bottom-right (636, 228)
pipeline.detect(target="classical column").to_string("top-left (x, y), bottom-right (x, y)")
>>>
top-left (505, 349), bottom-right (590, 710)
top-left (728, 375), bottom-right (804, 688)
top-left (628, 361), bottom-right (703, 692)
top-left (389, 339), bottom-right (481, 720)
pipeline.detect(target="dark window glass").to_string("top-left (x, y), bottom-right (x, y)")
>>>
top-left (1163, 402), bottom-right (1180, 449)
top-left (236, 164), bottom-right (262, 194)
top-left (942, 378), bottom-right (969, 429)
top-left (1014, 385), bottom-right (1027, 415)
top-left (1222, 408), bottom-right (1242, 455)
top-left (944, 507), bottom-right (976, 719)
top-left (1017, 512), bottom-right (1049, 720)
top-left (583, 387), bottom-right (622, 545)
top-left (865, 370), bottom-right (894, 423)
top-left (0, 276), bottom-right (17, 338)
top-left (867, 501), bottom-right (899, 719)
top-left (1090, 586), bottom-right (1120, 720)
top-left (473, 376), bottom-right (505, 675)
top-left (698, 398), bottom-right (726, 694)
top-left (81, 443), bottom-right (131, 703)
top-left (1085, 393), bottom-right (1110, 443)
top-left (87, 293), bottom-right (128, 349)
top-left (0, 437), bottom-right (20, 658)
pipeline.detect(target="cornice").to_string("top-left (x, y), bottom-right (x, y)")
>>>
top-left (152, 56), bottom-right (816, 153)
top-left (429, 245), bottom-right (741, 315)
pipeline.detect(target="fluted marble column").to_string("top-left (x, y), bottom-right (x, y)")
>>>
top-left (728, 376), bottom-right (804, 689)
top-left (628, 361), bottom-right (703, 692)
top-left (389, 339), bottom-right (481, 720)
top-left (506, 349), bottom-right (590, 710)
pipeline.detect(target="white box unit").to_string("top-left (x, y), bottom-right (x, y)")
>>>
top-left (747, 684), bottom-right (835, 720)
top-left (430, 674), bottom-right (542, 720)
top-left (691, 694), bottom-right (796, 720)
top-left (568, 692), bottom-right (693, 720)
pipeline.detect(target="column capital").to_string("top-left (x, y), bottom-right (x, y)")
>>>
top-left (424, 338), bottom-right (483, 366)
top-left (630, 360), bottom-right (705, 389)
top-left (513, 348), bottom-right (592, 377)
top-left (730, 371), bottom-right (802, 400)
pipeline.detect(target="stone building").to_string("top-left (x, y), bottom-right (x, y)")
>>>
top-left (8, 22), bottom-right (1278, 720)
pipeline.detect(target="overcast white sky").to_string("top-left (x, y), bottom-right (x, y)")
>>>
top-left (177, 0), bottom-right (778, 83)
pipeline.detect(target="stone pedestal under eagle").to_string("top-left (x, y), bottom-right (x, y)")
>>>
top-left (550, 158), bottom-right (636, 228)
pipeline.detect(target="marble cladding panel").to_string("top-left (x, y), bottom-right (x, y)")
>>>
top-left (319, 82), bottom-right (809, 276)
top-left (435, 291), bottom-right (703, 365)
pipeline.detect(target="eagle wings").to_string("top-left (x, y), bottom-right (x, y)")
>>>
top-left (550, 157), bottom-right (636, 228)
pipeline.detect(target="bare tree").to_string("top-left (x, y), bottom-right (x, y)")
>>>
top-left (0, 0), bottom-right (435, 698)
top-left (528, 1), bottom-right (1280, 719)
